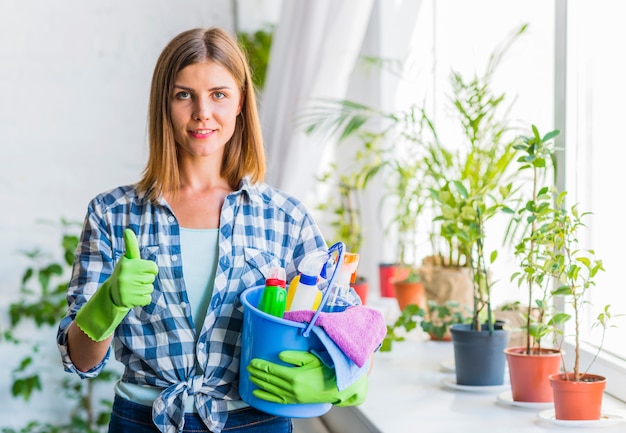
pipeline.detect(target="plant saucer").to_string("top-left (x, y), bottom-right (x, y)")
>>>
top-left (440, 376), bottom-right (508, 393)
top-left (439, 359), bottom-right (455, 373)
top-left (538, 409), bottom-right (626, 427)
top-left (496, 390), bottom-right (553, 409)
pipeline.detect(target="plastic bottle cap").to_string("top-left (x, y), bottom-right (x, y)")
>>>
top-left (299, 273), bottom-right (318, 285)
top-left (343, 252), bottom-right (360, 263)
top-left (265, 278), bottom-right (286, 288)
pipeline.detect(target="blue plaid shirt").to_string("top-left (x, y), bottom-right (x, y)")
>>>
top-left (56, 178), bottom-right (327, 433)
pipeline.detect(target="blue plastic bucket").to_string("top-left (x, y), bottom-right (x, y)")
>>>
top-left (239, 285), bottom-right (332, 418)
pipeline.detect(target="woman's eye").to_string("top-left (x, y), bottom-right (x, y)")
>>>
top-left (214, 91), bottom-right (226, 100)
top-left (175, 91), bottom-right (191, 100)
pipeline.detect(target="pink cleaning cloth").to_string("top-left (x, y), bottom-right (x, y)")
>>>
top-left (284, 306), bottom-right (387, 367)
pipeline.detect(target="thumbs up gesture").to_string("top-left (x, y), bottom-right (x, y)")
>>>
top-left (109, 229), bottom-right (159, 309)
top-left (75, 229), bottom-right (158, 341)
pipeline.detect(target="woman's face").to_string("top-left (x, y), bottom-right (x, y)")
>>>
top-left (170, 61), bottom-right (242, 160)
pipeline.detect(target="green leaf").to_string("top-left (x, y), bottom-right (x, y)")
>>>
top-left (549, 313), bottom-right (571, 325)
top-left (551, 285), bottom-right (572, 296)
top-left (451, 180), bottom-right (469, 198)
top-left (490, 250), bottom-right (498, 264)
top-left (542, 129), bottom-right (560, 141)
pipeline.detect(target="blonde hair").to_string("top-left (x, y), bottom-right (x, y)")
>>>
top-left (138, 27), bottom-right (265, 202)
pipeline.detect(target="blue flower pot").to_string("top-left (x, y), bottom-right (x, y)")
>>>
top-left (450, 323), bottom-right (510, 386)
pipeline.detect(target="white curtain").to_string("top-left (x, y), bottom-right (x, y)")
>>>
top-left (260, 0), bottom-right (375, 199)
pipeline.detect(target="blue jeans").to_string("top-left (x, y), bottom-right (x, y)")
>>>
top-left (109, 396), bottom-right (293, 433)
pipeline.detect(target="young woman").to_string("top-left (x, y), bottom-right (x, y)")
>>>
top-left (56, 27), bottom-right (365, 433)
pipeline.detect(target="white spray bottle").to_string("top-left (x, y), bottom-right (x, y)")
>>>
top-left (286, 250), bottom-right (329, 311)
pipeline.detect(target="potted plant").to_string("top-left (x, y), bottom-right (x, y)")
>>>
top-left (418, 299), bottom-right (472, 341)
top-left (302, 24), bottom-right (528, 313)
top-left (303, 99), bottom-right (402, 298)
top-left (385, 145), bottom-right (429, 311)
top-left (504, 125), bottom-right (566, 403)
top-left (315, 163), bottom-right (376, 304)
top-left (420, 122), bottom-right (474, 312)
top-left (438, 176), bottom-right (514, 386)
top-left (303, 99), bottom-right (429, 302)
top-left (432, 26), bottom-right (531, 386)
top-left (380, 300), bottom-right (471, 352)
top-left (545, 191), bottom-right (615, 420)
top-left (418, 25), bottom-right (530, 319)
top-left (380, 304), bottom-right (421, 352)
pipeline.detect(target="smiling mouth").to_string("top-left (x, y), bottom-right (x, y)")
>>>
top-left (190, 129), bottom-right (214, 135)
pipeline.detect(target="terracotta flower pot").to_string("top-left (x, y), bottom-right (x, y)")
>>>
top-left (549, 373), bottom-right (606, 420)
top-left (504, 347), bottom-right (561, 402)
top-left (428, 331), bottom-right (452, 342)
top-left (393, 280), bottom-right (426, 311)
top-left (352, 279), bottom-right (369, 305)
top-left (378, 263), bottom-right (408, 298)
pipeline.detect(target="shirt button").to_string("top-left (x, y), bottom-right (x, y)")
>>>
top-left (168, 216), bottom-right (175, 223)
top-left (180, 302), bottom-right (187, 310)
top-left (172, 255), bottom-right (178, 262)
top-left (156, 400), bottom-right (165, 411)
top-left (198, 342), bottom-right (205, 350)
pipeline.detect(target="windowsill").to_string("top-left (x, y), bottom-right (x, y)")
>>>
top-left (359, 297), bottom-right (626, 432)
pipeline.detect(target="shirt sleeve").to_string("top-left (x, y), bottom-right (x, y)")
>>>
top-left (56, 197), bottom-right (116, 378)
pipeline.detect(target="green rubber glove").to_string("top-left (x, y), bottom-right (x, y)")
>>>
top-left (247, 350), bottom-right (368, 406)
top-left (75, 229), bottom-right (158, 342)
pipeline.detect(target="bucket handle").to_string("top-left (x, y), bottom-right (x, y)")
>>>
top-left (302, 241), bottom-right (345, 338)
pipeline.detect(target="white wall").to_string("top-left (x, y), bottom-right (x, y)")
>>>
top-left (0, 0), bottom-right (280, 429)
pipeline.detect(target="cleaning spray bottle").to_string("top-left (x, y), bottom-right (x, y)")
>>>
top-left (257, 267), bottom-right (287, 318)
top-left (325, 252), bottom-right (362, 312)
top-left (285, 250), bottom-right (329, 311)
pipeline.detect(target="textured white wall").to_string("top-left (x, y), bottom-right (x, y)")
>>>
top-left (0, 0), bottom-right (280, 429)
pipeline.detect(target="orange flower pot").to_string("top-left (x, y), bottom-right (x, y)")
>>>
top-left (393, 280), bottom-right (426, 311)
top-left (549, 373), bottom-right (606, 420)
top-left (504, 347), bottom-right (561, 402)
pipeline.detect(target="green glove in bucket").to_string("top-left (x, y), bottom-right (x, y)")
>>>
top-left (75, 229), bottom-right (158, 342)
top-left (247, 350), bottom-right (368, 406)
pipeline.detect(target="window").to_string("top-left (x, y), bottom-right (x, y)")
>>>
top-left (382, 0), bottom-right (555, 303)
top-left (562, 0), bottom-right (626, 400)
top-left (371, 0), bottom-right (626, 401)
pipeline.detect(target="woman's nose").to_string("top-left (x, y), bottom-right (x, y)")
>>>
top-left (193, 98), bottom-right (212, 120)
